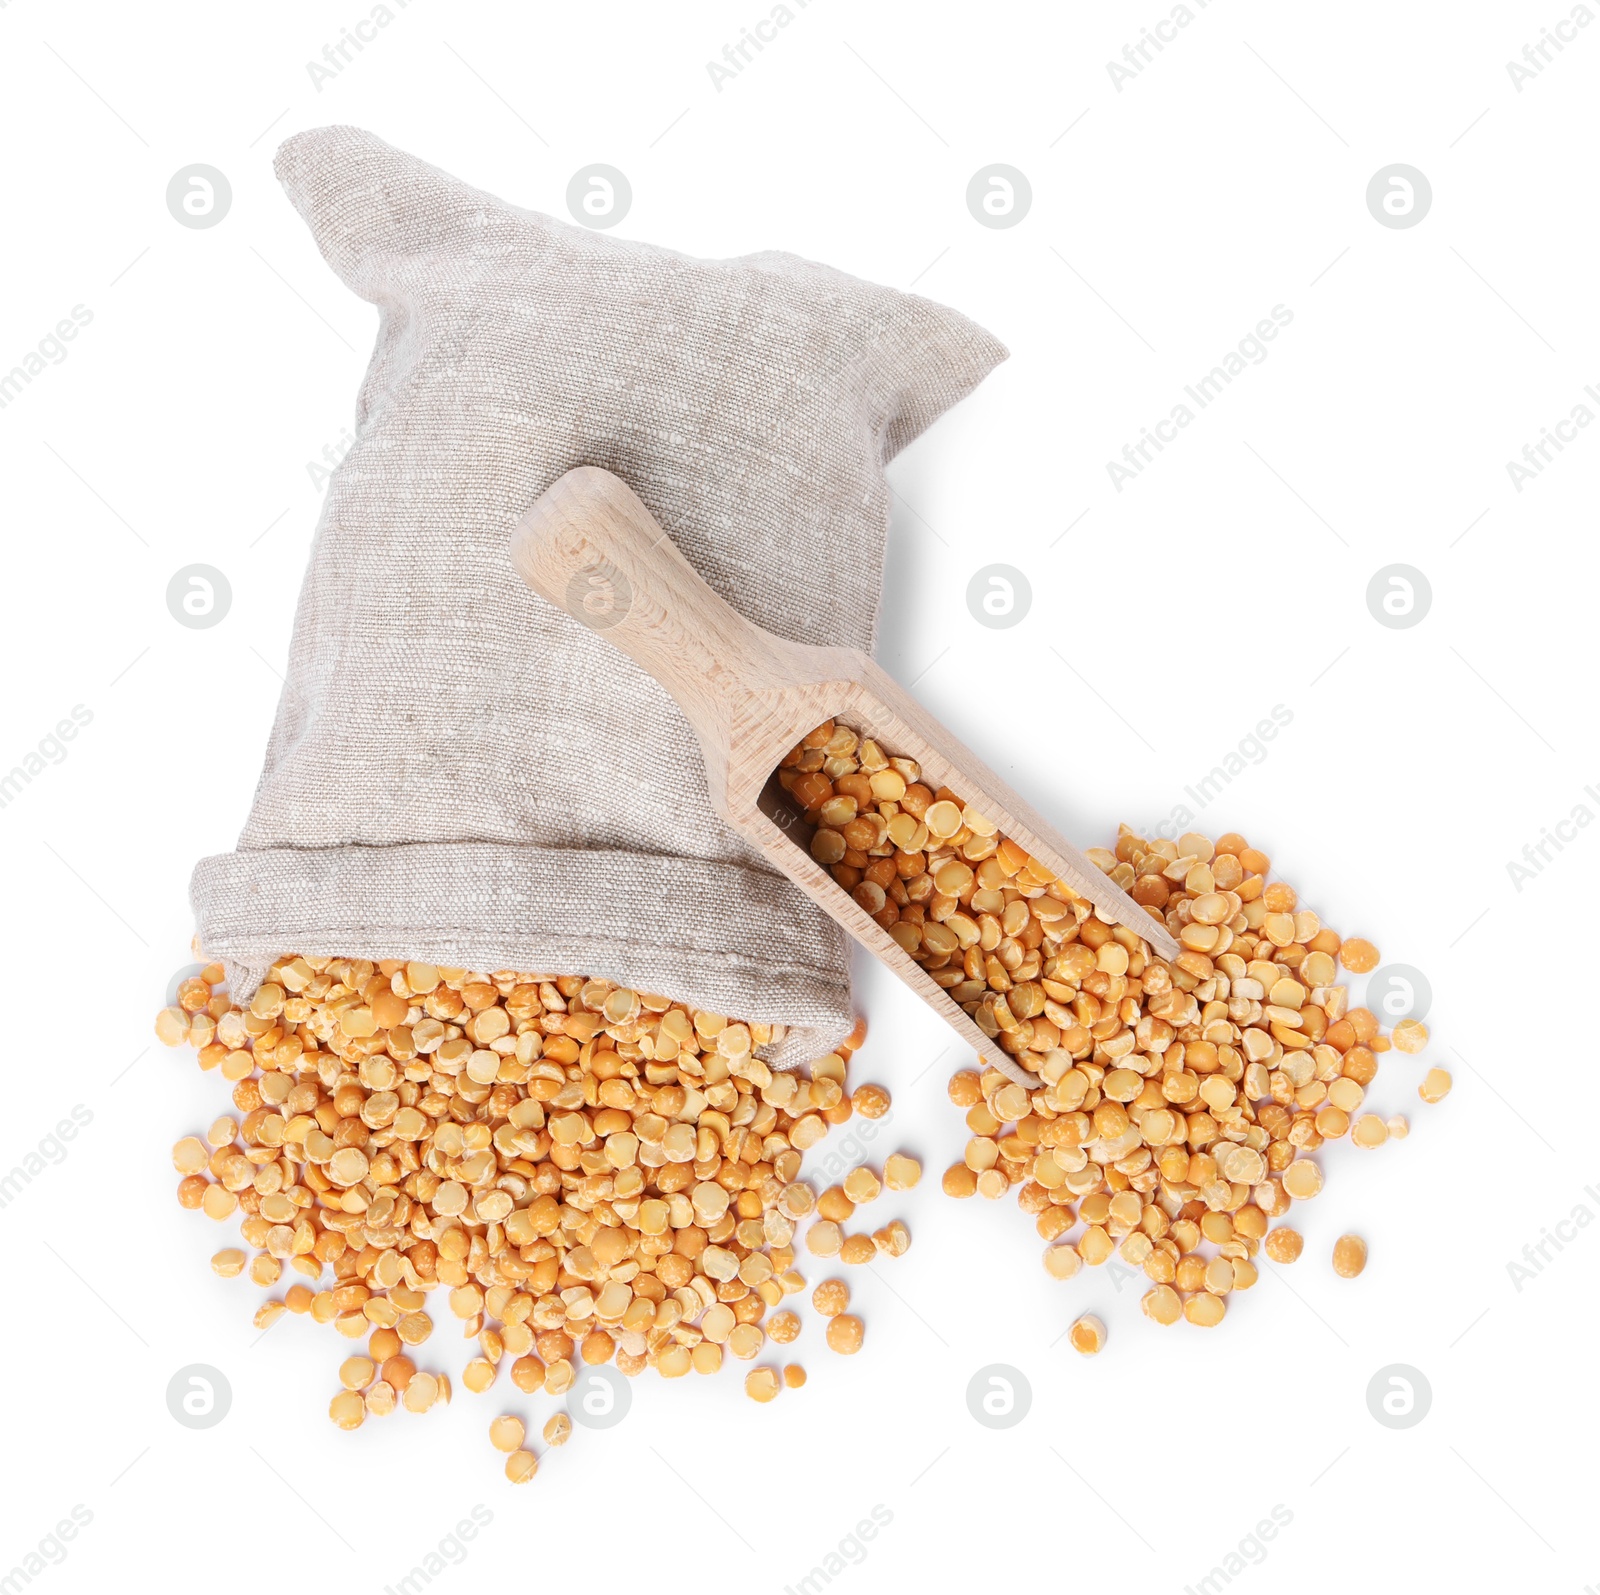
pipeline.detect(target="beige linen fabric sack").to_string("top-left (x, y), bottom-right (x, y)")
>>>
top-left (191, 125), bottom-right (1005, 1061)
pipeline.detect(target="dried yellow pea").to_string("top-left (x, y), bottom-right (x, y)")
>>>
top-left (826, 1314), bottom-right (864, 1355)
top-left (745, 1367), bottom-right (781, 1402)
top-left (1332, 1235), bottom-right (1367, 1278)
top-left (1068, 1314), bottom-right (1106, 1355)
top-left (1352, 1114), bottom-right (1389, 1149)
top-left (328, 1390), bottom-right (365, 1430)
top-left (884, 1153), bottom-right (921, 1190)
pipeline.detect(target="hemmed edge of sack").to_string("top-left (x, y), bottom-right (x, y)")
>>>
top-left (190, 840), bottom-right (855, 1069)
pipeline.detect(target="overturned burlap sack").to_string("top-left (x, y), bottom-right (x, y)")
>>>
top-left (190, 125), bottom-right (1005, 1061)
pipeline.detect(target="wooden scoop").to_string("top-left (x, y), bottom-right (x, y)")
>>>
top-left (510, 467), bottom-right (1179, 1088)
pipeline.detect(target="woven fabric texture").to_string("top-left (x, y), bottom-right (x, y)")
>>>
top-left (190, 125), bottom-right (1005, 1061)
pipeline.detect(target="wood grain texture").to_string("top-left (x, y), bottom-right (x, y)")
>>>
top-left (511, 467), bottom-right (1180, 1089)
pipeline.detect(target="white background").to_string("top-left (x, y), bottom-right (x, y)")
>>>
top-left (0, 1), bottom-right (1594, 1590)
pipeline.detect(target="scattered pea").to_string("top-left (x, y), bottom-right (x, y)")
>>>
top-left (843, 1166), bottom-right (882, 1205)
top-left (328, 1390), bottom-right (365, 1430)
top-left (884, 1153), bottom-right (922, 1191)
top-left (172, 1137), bottom-right (209, 1175)
top-left (1142, 1286), bottom-right (1181, 1325)
top-left (975, 1169), bottom-right (1008, 1199)
top-left (851, 1084), bottom-right (891, 1119)
top-left (745, 1367), bottom-right (781, 1402)
top-left (812, 1279), bottom-right (849, 1317)
top-left (403, 1373), bottom-right (439, 1413)
top-left (943, 1165), bottom-right (978, 1198)
top-left (339, 1356), bottom-right (374, 1390)
top-left (1352, 1114), bottom-right (1389, 1149)
top-left (1068, 1314), bottom-right (1106, 1355)
top-left (1282, 1160), bottom-right (1324, 1200)
top-left (826, 1314), bottom-right (864, 1355)
top-left (1332, 1234), bottom-right (1367, 1278)
top-left (200, 1184), bottom-right (238, 1222)
top-left (727, 1323), bottom-right (764, 1361)
top-left (1339, 938), bottom-right (1380, 973)
top-left (510, 1356), bottom-right (546, 1394)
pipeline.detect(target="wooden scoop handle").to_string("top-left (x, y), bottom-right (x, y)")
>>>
top-left (512, 466), bottom-right (1180, 1089)
top-left (510, 465), bottom-right (788, 756)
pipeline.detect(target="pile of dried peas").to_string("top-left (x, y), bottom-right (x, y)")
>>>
top-left (779, 719), bottom-right (1450, 1332)
top-left (156, 958), bottom-right (918, 1480)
